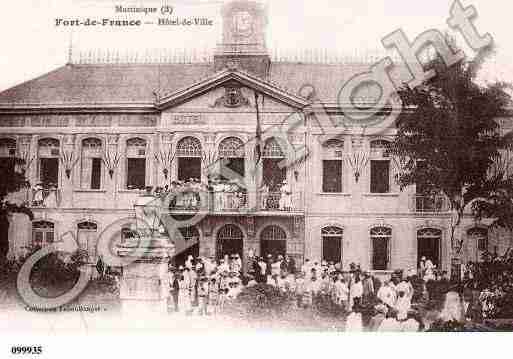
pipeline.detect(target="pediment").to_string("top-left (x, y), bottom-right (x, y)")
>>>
top-left (156, 69), bottom-right (309, 111)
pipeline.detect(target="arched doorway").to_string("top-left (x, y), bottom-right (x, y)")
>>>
top-left (174, 226), bottom-right (200, 266)
top-left (417, 228), bottom-right (442, 268)
top-left (322, 226), bottom-right (343, 264)
top-left (217, 224), bottom-right (244, 260)
top-left (260, 225), bottom-right (287, 258)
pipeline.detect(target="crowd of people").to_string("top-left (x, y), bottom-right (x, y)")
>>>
top-left (166, 252), bottom-right (484, 331)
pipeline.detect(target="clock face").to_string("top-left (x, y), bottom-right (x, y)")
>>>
top-left (232, 11), bottom-right (253, 38)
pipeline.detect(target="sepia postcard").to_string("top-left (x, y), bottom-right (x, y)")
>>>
top-left (1, 0), bottom-right (513, 357)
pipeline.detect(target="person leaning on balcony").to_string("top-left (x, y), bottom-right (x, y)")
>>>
top-left (260, 183), bottom-right (269, 210)
top-left (32, 183), bottom-right (44, 206)
top-left (279, 180), bottom-right (292, 210)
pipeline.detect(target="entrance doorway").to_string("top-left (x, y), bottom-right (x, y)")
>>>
top-left (260, 225), bottom-right (287, 258)
top-left (321, 226), bottom-right (343, 264)
top-left (417, 228), bottom-right (442, 268)
top-left (217, 224), bottom-right (244, 260)
top-left (174, 226), bottom-right (200, 266)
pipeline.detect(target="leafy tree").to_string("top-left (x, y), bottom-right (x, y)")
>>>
top-left (389, 46), bottom-right (512, 256)
top-left (0, 157), bottom-right (33, 261)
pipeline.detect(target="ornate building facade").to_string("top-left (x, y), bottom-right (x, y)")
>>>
top-left (1, 0), bottom-right (512, 276)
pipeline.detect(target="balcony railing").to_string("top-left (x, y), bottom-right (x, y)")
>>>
top-left (411, 195), bottom-right (450, 213)
top-left (19, 188), bottom-right (62, 208)
top-left (259, 191), bottom-right (302, 212)
top-left (212, 192), bottom-right (248, 212)
top-left (167, 190), bottom-right (303, 213)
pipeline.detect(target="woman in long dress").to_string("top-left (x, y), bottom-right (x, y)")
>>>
top-left (177, 274), bottom-right (192, 315)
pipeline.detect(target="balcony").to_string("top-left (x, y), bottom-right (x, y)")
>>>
top-left (411, 194), bottom-right (450, 213)
top-left (258, 191), bottom-right (303, 214)
top-left (30, 188), bottom-right (61, 208)
top-left (167, 190), bottom-right (303, 215)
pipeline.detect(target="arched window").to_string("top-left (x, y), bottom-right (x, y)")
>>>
top-left (468, 227), bottom-right (488, 252)
top-left (38, 138), bottom-right (60, 186)
top-left (0, 138), bottom-right (17, 175)
top-left (262, 138), bottom-right (286, 191)
top-left (260, 225), bottom-right (287, 258)
top-left (219, 137), bottom-right (245, 179)
top-left (417, 228), bottom-right (442, 267)
top-left (77, 221), bottom-right (98, 262)
top-left (177, 137), bottom-right (202, 158)
top-left (370, 139), bottom-right (391, 194)
top-left (81, 138), bottom-right (103, 190)
top-left (176, 137), bottom-right (202, 182)
top-left (371, 227), bottom-right (392, 270)
top-left (322, 139), bottom-right (344, 193)
top-left (126, 138), bottom-right (147, 190)
top-left (322, 226), bottom-right (343, 264)
top-left (32, 221), bottom-right (55, 247)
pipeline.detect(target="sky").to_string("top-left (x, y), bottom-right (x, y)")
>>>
top-left (1, 0), bottom-right (512, 91)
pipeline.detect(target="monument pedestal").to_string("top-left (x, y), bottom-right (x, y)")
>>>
top-left (117, 235), bottom-right (174, 315)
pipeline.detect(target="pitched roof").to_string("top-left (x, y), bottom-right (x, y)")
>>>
top-left (268, 62), bottom-right (410, 104)
top-left (0, 60), bottom-right (410, 108)
top-left (0, 63), bottom-right (213, 106)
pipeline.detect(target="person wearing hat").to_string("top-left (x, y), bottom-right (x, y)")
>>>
top-left (232, 253), bottom-right (242, 274)
top-left (218, 271), bottom-right (230, 312)
top-left (349, 272), bottom-right (363, 312)
top-left (334, 273), bottom-right (349, 311)
top-left (255, 256), bottom-right (266, 283)
top-left (218, 258), bottom-right (229, 273)
top-left (169, 268), bottom-right (180, 313)
top-left (177, 271), bottom-right (192, 315)
top-left (208, 276), bottom-right (219, 315)
top-left (293, 272), bottom-right (304, 307)
top-left (265, 254), bottom-right (273, 278)
top-left (197, 276), bottom-right (209, 316)
top-left (301, 259), bottom-right (311, 274)
top-left (362, 271), bottom-right (375, 306)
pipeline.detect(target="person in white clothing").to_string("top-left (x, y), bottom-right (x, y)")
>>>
top-left (377, 280), bottom-right (397, 308)
top-left (349, 274), bottom-right (363, 311)
top-left (278, 180), bottom-right (292, 210)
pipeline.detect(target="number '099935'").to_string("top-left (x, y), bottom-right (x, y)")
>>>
top-left (11, 346), bottom-right (42, 355)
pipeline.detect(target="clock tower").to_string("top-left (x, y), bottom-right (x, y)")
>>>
top-left (214, 0), bottom-right (270, 78)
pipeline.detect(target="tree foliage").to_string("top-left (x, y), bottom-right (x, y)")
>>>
top-left (390, 46), bottom-right (512, 242)
top-left (0, 157), bottom-right (33, 261)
